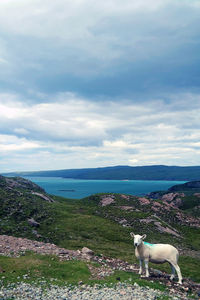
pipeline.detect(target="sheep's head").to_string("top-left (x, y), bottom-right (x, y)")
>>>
top-left (130, 232), bottom-right (146, 247)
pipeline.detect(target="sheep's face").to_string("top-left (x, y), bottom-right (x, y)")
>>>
top-left (130, 233), bottom-right (146, 247)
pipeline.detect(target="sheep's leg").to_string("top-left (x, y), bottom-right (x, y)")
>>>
top-left (144, 260), bottom-right (149, 277)
top-left (170, 264), bottom-right (175, 281)
top-left (170, 262), bottom-right (182, 284)
top-left (139, 259), bottom-right (143, 275)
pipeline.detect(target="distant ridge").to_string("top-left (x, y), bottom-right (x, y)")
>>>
top-left (3, 165), bottom-right (200, 181)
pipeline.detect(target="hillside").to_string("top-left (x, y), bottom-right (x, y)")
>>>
top-left (0, 175), bottom-right (54, 239)
top-left (0, 175), bottom-right (200, 255)
top-left (3, 164), bottom-right (200, 180)
top-left (0, 175), bottom-right (200, 298)
top-left (148, 180), bottom-right (200, 213)
top-left (168, 181), bottom-right (200, 192)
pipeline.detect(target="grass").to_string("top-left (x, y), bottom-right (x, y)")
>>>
top-left (1, 252), bottom-right (197, 300)
top-left (90, 270), bottom-right (166, 291)
top-left (0, 252), bottom-right (90, 286)
top-left (0, 250), bottom-right (199, 290)
top-left (2, 192), bottom-right (197, 282)
top-left (176, 225), bottom-right (200, 250)
top-left (0, 252), bottom-right (166, 292)
top-left (35, 198), bottom-right (136, 260)
top-left (179, 256), bottom-right (200, 282)
top-left (181, 195), bottom-right (200, 210)
top-left (147, 256), bottom-right (200, 282)
top-left (1, 178), bottom-right (200, 289)
top-left (156, 296), bottom-right (173, 300)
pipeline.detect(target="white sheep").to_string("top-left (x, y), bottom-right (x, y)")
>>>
top-left (130, 233), bottom-right (182, 284)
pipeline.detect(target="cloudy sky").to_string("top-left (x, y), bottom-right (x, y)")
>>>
top-left (0, 0), bottom-right (200, 172)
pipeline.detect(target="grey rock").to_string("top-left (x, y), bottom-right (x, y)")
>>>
top-left (27, 218), bottom-right (40, 227)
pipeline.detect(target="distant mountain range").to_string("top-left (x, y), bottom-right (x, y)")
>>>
top-left (3, 165), bottom-right (200, 181)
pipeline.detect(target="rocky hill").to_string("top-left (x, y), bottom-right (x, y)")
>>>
top-left (83, 193), bottom-right (200, 252)
top-left (148, 180), bottom-right (200, 214)
top-left (0, 175), bottom-right (200, 291)
top-left (0, 175), bottom-right (54, 239)
top-left (0, 175), bottom-right (200, 250)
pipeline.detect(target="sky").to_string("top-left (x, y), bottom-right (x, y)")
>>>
top-left (0, 0), bottom-right (200, 172)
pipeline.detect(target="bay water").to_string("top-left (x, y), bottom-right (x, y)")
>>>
top-left (24, 176), bottom-right (186, 199)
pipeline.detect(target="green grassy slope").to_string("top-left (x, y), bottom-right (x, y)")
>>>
top-left (0, 175), bottom-right (200, 283)
top-left (0, 252), bottom-right (169, 291)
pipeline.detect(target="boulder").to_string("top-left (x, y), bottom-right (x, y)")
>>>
top-left (81, 247), bottom-right (94, 260)
top-left (27, 218), bottom-right (40, 227)
top-left (154, 221), bottom-right (181, 238)
top-left (31, 192), bottom-right (54, 203)
top-left (138, 197), bottom-right (150, 205)
top-left (100, 196), bottom-right (115, 207)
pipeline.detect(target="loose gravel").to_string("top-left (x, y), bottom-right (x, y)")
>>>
top-left (0, 281), bottom-right (191, 300)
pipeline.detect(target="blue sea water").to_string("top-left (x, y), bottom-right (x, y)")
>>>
top-left (24, 176), bottom-right (186, 199)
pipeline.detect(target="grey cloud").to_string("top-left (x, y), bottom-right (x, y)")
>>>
top-left (0, 0), bottom-right (199, 97)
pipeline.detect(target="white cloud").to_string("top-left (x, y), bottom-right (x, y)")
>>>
top-left (0, 91), bottom-right (200, 171)
top-left (0, 134), bottom-right (41, 152)
top-left (0, 0), bottom-right (168, 37)
top-left (14, 128), bottom-right (29, 135)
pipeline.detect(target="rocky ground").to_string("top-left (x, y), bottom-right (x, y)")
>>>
top-left (0, 235), bottom-right (200, 299)
top-left (0, 281), bottom-right (186, 300)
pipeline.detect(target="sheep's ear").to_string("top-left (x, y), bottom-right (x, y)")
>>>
top-left (130, 232), bottom-right (135, 238)
top-left (142, 234), bottom-right (146, 240)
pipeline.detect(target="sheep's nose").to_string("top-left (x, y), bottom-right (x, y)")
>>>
top-left (134, 243), bottom-right (138, 247)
